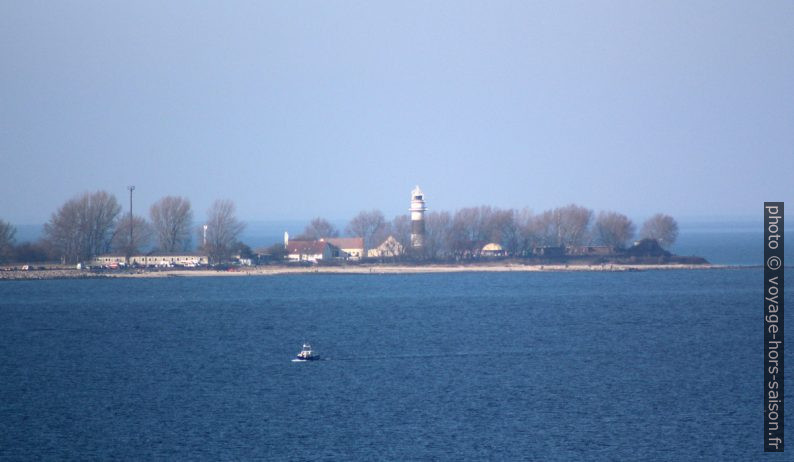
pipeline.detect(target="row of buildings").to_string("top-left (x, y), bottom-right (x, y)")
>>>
top-left (92, 253), bottom-right (208, 269)
top-left (91, 186), bottom-right (428, 267)
top-left (278, 185), bottom-right (427, 263)
top-left (91, 234), bottom-right (404, 268)
top-left (281, 235), bottom-right (406, 263)
top-left (90, 186), bottom-right (657, 268)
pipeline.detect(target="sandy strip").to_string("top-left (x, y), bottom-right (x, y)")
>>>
top-left (0, 263), bottom-right (745, 280)
top-left (111, 263), bottom-right (728, 278)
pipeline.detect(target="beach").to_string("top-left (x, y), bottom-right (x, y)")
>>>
top-left (0, 262), bottom-right (734, 280)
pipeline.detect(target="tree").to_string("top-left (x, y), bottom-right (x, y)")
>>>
top-left (640, 213), bottom-right (679, 248)
top-left (346, 210), bottom-right (386, 252)
top-left (593, 211), bottom-right (635, 249)
top-left (43, 191), bottom-right (121, 264)
top-left (551, 204), bottom-right (593, 247)
top-left (299, 217), bottom-right (339, 240)
top-left (514, 208), bottom-right (536, 255)
top-left (0, 219), bottom-right (16, 263)
top-left (231, 241), bottom-right (254, 260)
top-left (111, 215), bottom-right (153, 255)
top-left (202, 199), bottom-right (245, 264)
top-left (487, 208), bottom-right (520, 255)
top-left (372, 220), bottom-right (393, 251)
top-left (526, 210), bottom-right (556, 247)
top-left (423, 211), bottom-right (452, 260)
top-left (449, 206), bottom-right (499, 258)
top-left (12, 241), bottom-right (53, 263)
top-left (390, 214), bottom-right (412, 253)
top-left (150, 196), bottom-right (193, 252)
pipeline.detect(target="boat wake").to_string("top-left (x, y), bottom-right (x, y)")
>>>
top-left (323, 351), bottom-right (518, 362)
top-left (291, 357), bottom-right (330, 363)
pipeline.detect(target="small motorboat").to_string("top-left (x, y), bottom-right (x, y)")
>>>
top-left (293, 343), bottom-right (320, 362)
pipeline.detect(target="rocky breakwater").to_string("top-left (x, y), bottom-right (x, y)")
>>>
top-left (0, 268), bottom-right (108, 281)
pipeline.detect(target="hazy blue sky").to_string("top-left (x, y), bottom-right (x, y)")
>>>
top-left (1, 1), bottom-right (792, 225)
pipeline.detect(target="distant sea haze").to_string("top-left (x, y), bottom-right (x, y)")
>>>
top-left (11, 219), bottom-right (789, 267)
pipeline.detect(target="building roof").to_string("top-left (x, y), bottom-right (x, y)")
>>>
top-left (287, 240), bottom-right (335, 254)
top-left (324, 237), bottom-right (364, 249)
top-left (96, 251), bottom-right (207, 258)
top-left (482, 243), bottom-right (503, 251)
top-left (144, 251), bottom-right (207, 257)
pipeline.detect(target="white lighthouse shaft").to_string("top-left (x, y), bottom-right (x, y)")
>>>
top-left (409, 185), bottom-right (427, 248)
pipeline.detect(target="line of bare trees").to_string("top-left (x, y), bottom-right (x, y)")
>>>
top-left (1, 191), bottom-right (678, 265)
top-left (301, 205), bottom-right (678, 261)
top-left (0, 191), bottom-right (246, 265)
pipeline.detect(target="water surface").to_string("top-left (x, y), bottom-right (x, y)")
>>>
top-left (0, 269), bottom-right (787, 460)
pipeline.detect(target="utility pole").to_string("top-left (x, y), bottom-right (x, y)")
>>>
top-left (127, 185), bottom-right (135, 265)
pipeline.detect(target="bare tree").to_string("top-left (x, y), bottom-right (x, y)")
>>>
top-left (85, 191), bottom-right (122, 256)
top-left (446, 206), bottom-right (521, 257)
top-left (514, 208), bottom-right (536, 255)
top-left (365, 217), bottom-right (400, 260)
top-left (424, 211), bottom-right (452, 260)
top-left (449, 206), bottom-right (500, 258)
top-left (43, 191), bottom-right (121, 264)
top-left (449, 207), bottom-right (477, 257)
top-left (202, 199), bottom-right (245, 264)
top-left (390, 214), bottom-right (412, 252)
top-left (346, 210), bottom-right (386, 252)
top-left (111, 215), bottom-right (153, 255)
top-left (150, 196), bottom-right (193, 252)
top-left (552, 204), bottom-right (593, 247)
top-left (593, 211), bottom-right (635, 249)
top-left (373, 220), bottom-right (394, 251)
top-left (0, 219), bottom-right (16, 263)
top-left (488, 208), bottom-right (520, 255)
top-left (526, 210), bottom-right (556, 247)
top-left (44, 200), bottom-right (81, 264)
top-left (299, 217), bottom-right (339, 240)
top-left (640, 213), bottom-right (679, 248)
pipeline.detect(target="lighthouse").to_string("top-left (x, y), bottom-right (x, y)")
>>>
top-left (409, 185), bottom-right (427, 248)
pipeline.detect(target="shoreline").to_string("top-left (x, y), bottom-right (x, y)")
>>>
top-left (0, 263), bottom-right (755, 281)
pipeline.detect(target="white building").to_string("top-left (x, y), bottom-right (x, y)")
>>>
top-left (93, 252), bottom-right (209, 268)
top-left (325, 237), bottom-right (365, 260)
top-left (286, 240), bottom-right (342, 263)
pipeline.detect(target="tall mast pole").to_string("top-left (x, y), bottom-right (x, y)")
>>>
top-left (127, 185), bottom-right (135, 265)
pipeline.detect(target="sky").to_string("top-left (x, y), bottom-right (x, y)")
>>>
top-left (1, 1), bottom-right (792, 226)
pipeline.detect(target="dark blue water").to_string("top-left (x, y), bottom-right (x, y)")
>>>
top-left (671, 220), bottom-right (790, 266)
top-left (0, 270), bottom-right (788, 460)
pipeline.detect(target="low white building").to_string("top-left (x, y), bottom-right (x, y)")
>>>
top-left (325, 237), bottom-right (365, 260)
top-left (93, 252), bottom-right (209, 268)
top-left (286, 240), bottom-right (342, 263)
top-left (135, 253), bottom-right (209, 267)
top-left (92, 254), bottom-right (127, 268)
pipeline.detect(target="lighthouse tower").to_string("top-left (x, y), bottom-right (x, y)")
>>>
top-left (409, 185), bottom-right (427, 248)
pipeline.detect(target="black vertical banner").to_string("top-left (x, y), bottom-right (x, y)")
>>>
top-left (765, 202), bottom-right (784, 452)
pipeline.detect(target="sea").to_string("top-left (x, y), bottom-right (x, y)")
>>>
top-left (0, 230), bottom-right (790, 460)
